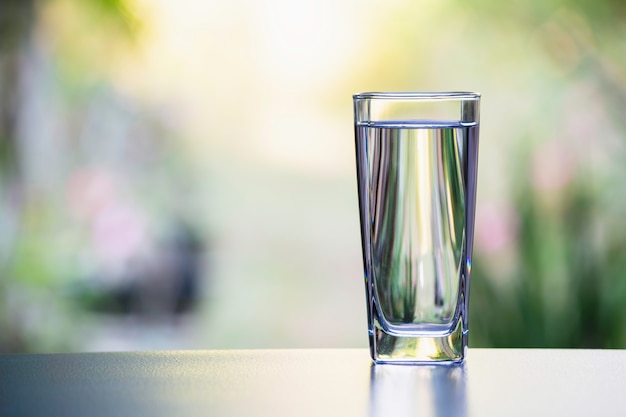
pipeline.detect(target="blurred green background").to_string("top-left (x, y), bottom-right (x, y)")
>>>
top-left (1, 0), bottom-right (626, 353)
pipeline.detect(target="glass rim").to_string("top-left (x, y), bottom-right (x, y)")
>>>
top-left (353, 91), bottom-right (480, 100)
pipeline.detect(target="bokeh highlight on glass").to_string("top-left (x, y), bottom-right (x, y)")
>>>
top-left (354, 92), bottom-right (480, 363)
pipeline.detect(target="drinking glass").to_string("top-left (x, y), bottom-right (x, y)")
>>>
top-left (353, 92), bottom-right (480, 363)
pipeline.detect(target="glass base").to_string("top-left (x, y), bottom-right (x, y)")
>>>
top-left (369, 317), bottom-right (467, 364)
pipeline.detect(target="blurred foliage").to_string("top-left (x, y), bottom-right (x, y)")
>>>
top-left (3, 0), bottom-right (626, 352)
top-left (39, 0), bottom-right (140, 94)
top-left (0, 0), bottom-right (197, 353)
top-left (0, 1), bottom-right (34, 49)
top-left (471, 152), bottom-right (626, 347)
top-left (465, 0), bottom-right (626, 347)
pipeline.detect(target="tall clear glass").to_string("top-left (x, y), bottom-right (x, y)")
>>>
top-left (354, 92), bottom-right (480, 364)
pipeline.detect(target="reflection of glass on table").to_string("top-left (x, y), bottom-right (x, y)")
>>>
top-left (369, 363), bottom-right (467, 417)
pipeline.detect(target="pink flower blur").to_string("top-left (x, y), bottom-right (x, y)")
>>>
top-left (475, 202), bottom-right (519, 254)
top-left (531, 141), bottom-right (575, 192)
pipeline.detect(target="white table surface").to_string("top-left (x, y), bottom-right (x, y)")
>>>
top-left (1, 348), bottom-right (625, 416)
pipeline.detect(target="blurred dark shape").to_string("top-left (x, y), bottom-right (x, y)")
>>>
top-left (0, 0), bottom-right (36, 355)
top-left (0, 1), bottom-right (34, 50)
top-left (168, 220), bottom-right (205, 314)
top-left (74, 219), bottom-right (206, 317)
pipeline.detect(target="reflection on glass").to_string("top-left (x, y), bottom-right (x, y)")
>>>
top-left (369, 363), bottom-right (467, 417)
